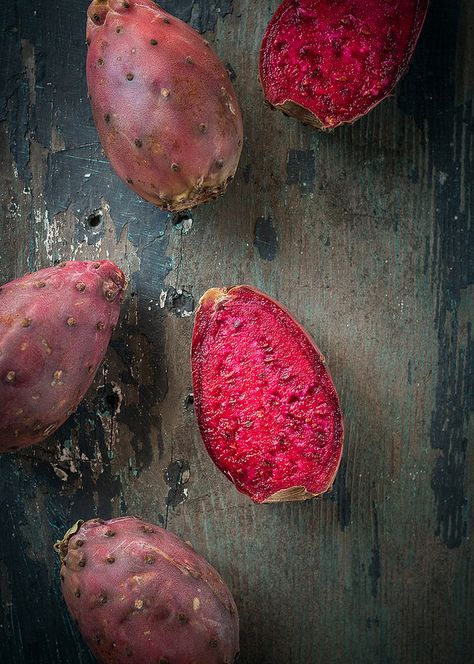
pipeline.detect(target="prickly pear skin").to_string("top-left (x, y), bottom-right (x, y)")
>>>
top-left (57, 517), bottom-right (240, 664)
top-left (86, 0), bottom-right (243, 212)
top-left (0, 261), bottom-right (126, 452)
top-left (260, 0), bottom-right (429, 130)
top-left (192, 286), bottom-right (344, 503)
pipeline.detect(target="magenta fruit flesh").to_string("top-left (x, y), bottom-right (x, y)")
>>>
top-left (260, 0), bottom-right (429, 129)
top-left (192, 286), bottom-right (344, 503)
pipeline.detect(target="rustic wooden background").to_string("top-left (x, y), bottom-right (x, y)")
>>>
top-left (0, 1), bottom-right (472, 662)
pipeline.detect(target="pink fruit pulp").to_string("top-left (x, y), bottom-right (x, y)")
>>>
top-left (260, 0), bottom-right (429, 129)
top-left (192, 286), bottom-right (344, 503)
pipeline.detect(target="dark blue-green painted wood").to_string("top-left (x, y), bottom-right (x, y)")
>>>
top-left (0, 1), bottom-right (472, 663)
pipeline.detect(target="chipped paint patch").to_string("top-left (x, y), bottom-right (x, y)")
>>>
top-left (254, 216), bottom-right (278, 261)
top-left (161, 286), bottom-right (194, 317)
top-left (286, 149), bottom-right (316, 194)
top-left (181, 217), bottom-right (193, 234)
top-left (53, 467), bottom-right (69, 481)
top-left (159, 0), bottom-right (234, 32)
top-left (159, 289), bottom-right (168, 308)
top-left (164, 460), bottom-right (190, 509)
top-left (71, 201), bottom-right (141, 279)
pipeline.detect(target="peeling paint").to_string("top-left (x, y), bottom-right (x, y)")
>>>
top-left (159, 0), bottom-right (234, 32)
top-left (286, 149), bottom-right (316, 194)
top-left (254, 216), bottom-right (278, 261)
top-left (161, 286), bottom-right (195, 317)
top-left (164, 460), bottom-right (191, 509)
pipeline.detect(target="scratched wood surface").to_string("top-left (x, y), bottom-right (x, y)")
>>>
top-left (0, 1), bottom-right (472, 663)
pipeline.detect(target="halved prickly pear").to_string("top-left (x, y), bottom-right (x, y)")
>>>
top-left (86, 0), bottom-right (243, 212)
top-left (260, 0), bottom-right (429, 129)
top-left (192, 286), bottom-right (344, 503)
top-left (55, 516), bottom-right (240, 664)
top-left (0, 261), bottom-right (126, 452)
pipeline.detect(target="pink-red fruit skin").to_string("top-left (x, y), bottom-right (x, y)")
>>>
top-left (56, 517), bottom-right (239, 664)
top-left (260, 0), bottom-right (429, 130)
top-left (192, 286), bottom-right (344, 504)
top-left (86, 0), bottom-right (243, 212)
top-left (0, 261), bottom-right (126, 452)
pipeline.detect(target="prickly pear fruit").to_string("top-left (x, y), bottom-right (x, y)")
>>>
top-left (192, 286), bottom-right (344, 503)
top-left (55, 517), bottom-right (240, 664)
top-left (0, 261), bottom-right (126, 452)
top-left (86, 0), bottom-right (243, 212)
top-left (260, 0), bottom-right (429, 130)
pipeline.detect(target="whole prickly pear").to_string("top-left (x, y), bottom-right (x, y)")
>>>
top-left (0, 261), bottom-right (126, 452)
top-left (192, 286), bottom-right (344, 503)
top-left (260, 0), bottom-right (429, 130)
top-left (55, 517), bottom-right (240, 664)
top-left (86, 0), bottom-right (243, 212)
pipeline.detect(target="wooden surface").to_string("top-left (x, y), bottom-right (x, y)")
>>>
top-left (0, 1), bottom-right (473, 662)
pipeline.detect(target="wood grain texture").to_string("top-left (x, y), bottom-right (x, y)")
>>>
top-left (0, 1), bottom-right (472, 663)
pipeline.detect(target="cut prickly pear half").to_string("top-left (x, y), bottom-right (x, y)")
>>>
top-left (0, 261), bottom-right (126, 452)
top-left (55, 516), bottom-right (240, 664)
top-left (260, 0), bottom-right (429, 129)
top-left (192, 286), bottom-right (344, 503)
top-left (86, 0), bottom-right (243, 212)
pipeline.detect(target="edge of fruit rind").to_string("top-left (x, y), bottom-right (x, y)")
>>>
top-left (53, 520), bottom-right (85, 561)
top-left (262, 486), bottom-right (320, 503)
top-left (198, 287), bottom-right (232, 310)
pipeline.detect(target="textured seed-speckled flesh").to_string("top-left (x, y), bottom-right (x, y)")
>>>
top-left (192, 286), bottom-right (344, 503)
top-left (59, 517), bottom-right (239, 664)
top-left (260, 0), bottom-right (429, 129)
top-left (0, 261), bottom-right (126, 452)
top-left (86, 0), bottom-right (243, 211)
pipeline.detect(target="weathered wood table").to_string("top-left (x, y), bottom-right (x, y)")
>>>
top-left (0, 1), bottom-right (472, 662)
